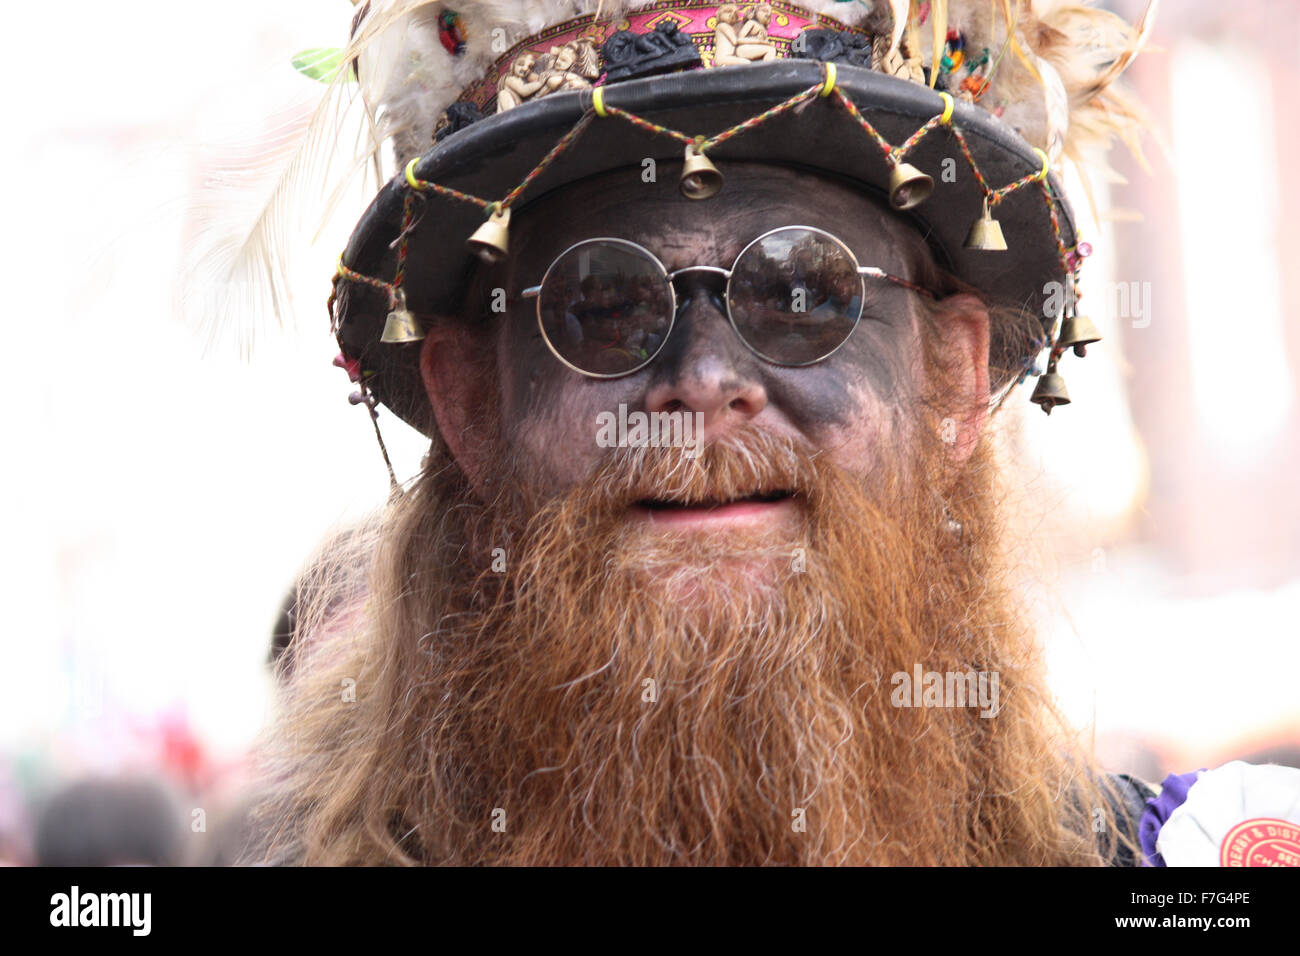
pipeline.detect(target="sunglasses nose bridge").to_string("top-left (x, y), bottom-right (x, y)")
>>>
top-left (666, 265), bottom-right (730, 316)
top-left (666, 265), bottom-right (730, 282)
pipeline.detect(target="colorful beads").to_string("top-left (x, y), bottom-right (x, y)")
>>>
top-left (1066, 242), bottom-right (1095, 270)
top-left (333, 352), bottom-right (363, 384)
top-left (439, 10), bottom-right (467, 56)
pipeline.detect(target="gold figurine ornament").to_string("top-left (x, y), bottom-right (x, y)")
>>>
top-left (496, 52), bottom-right (546, 112)
top-left (496, 40), bottom-right (600, 112)
top-left (714, 4), bottom-right (779, 65)
top-left (540, 39), bottom-right (601, 93)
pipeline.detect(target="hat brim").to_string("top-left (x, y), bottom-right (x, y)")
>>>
top-left (337, 60), bottom-right (1074, 437)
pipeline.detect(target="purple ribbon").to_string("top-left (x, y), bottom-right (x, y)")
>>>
top-left (1139, 770), bottom-right (1205, 866)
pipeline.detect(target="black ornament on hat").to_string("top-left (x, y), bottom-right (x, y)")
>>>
top-left (601, 21), bottom-right (702, 84)
top-left (788, 28), bottom-right (873, 69)
top-left (434, 102), bottom-right (485, 143)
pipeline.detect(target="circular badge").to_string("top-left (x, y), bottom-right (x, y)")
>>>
top-left (1219, 818), bottom-right (1300, 867)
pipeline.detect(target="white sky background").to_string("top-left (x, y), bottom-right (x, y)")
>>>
top-left (0, 2), bottom-right (1295, 779)
top-left (0, 1), bottom-right (428, 769)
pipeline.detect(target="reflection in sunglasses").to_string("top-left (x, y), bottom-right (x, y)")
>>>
top-left (532, 227), bottom-right (925, 376)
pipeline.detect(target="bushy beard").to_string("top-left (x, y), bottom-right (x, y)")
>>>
top-left (253, 422), bottom-right (1117, 866)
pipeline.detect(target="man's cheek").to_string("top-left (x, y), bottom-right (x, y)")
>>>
top-left (761, 324), bottom-right (909, 431)
top-left (508, 386), bottom-right (613, 489)
top-left (803, 390), bottom-right (893, 470)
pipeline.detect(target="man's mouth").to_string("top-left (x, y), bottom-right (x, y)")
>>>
top-left (631, 490), bottom-right (798, 527)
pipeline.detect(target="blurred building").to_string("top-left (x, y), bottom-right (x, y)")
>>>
top-left (1041, 0), bottom-right (1300, 776)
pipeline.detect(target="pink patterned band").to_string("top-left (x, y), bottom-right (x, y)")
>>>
top-left (452, 1), bottom-right (874, 117)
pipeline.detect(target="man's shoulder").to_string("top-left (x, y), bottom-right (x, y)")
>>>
top-left (1100, 772), bottom-right (1157, 867)
top-left (1114, 761), bottom-right (1300, 867)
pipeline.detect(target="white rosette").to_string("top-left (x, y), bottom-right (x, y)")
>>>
top-left (1157, 761), bottom-right (1300, 867)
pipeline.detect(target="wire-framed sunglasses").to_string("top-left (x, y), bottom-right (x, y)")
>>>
top-left (521, 225), bottom-right (935, 378)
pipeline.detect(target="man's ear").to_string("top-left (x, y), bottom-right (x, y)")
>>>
top-left (930, 292), bottom-right (990, 465)
top-left (419, 320), bottom-right (495, 489)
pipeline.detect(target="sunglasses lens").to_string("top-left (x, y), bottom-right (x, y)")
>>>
top-left (727, 228), bottom-right (863, 365)
top-left (538, 241), bottom-right (674, 376)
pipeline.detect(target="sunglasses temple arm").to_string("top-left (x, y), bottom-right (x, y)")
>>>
top-left (857, 266), bottom-right (937, 299)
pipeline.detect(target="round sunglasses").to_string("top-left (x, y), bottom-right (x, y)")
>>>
top-left (521, 225), bottom-right (935, 378)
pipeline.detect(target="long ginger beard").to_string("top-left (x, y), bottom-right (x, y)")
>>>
top-left (254, 420), bottom-right (1122, 866)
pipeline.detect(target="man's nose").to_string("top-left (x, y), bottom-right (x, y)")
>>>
top-left (642, 280), bottom-right (767, 431)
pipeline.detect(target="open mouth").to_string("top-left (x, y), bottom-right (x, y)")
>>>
top-left (636, 490), bottom-right (795, 511)
top-left (631, 490), bottom-right (798, 527)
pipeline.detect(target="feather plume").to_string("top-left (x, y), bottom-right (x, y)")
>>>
top-left (999, 0), bottom-right (1042, 84)
top-left (1081, 0), bottom-right (1159, 100)
top-left (180, 71), bottom-right (380, 356)
top-left (930, 0), bottom-right (948, 88)
top-left (180, 0), bottom-right (466, 354)
top-left (1036, 53), bottom-right (1070, 163)
top-left (1027, 1), bottom-right (1156, 187)
top-left (888, 0), bottom-right (910, 56)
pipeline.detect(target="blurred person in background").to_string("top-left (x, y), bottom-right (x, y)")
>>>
top-left (35, 775), bottom-right (185, 867)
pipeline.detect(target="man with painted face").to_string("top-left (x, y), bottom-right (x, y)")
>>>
top-left (249, 0), bottom-right (1295, 868)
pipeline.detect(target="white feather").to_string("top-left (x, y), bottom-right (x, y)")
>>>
top-left (180, 70), bottom-right (380, 356)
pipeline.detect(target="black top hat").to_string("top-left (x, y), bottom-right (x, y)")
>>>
top-left (321, 0), bottom-right (1154, 434)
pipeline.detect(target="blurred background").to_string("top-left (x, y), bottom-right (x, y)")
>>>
top-left (0, 0), bottom-right (1295, 864)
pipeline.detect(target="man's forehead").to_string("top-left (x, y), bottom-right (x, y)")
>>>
top-left (510, 163), bottom-right (927, 278)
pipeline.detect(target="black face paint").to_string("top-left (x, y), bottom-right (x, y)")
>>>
top-left (487, 163), bottom-right (938, 491)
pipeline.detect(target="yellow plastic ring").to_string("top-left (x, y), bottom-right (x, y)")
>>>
top-left (404, 157), bottom-right (425, 190)
top-left (592, 86), bottom-right (607, 117)
top-left (820, 62), bottom-right (838, 97)
top-left (938, 92), bottom-right (954, 126)
top-left (1032, 147), bottom-right (1050, 182)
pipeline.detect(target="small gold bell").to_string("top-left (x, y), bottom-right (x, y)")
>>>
top-left (964, 197), bottom-right (1007, 251)
top-left (887, 161), bottom-right (933, 210)
top-left (380, 288), bottom-right (424, 344)
top-left (467, 206), bottom-right (511, 263)
top-left (1058, 312), bottom-right (1102, 357)
top-left (1030, 366), bottom-right (1070, 415)
top-left (680, 144), bottom-right (723, 200)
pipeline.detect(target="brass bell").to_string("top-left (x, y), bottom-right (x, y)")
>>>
top-left (467, 206), bottom-right (511, 263)
top-left (380, 288), bottom-right (424, 343)
top-left (887, 161), bottom-right (933, 210)
top-left (1059, 312), bottom-right (1102, 357)
top-left (964, 197), bottom-right (1007, 251)
top-left (1030, 366), bottom-right (1070, 415)
top-left (680, 144), bottom-right (723, 200)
